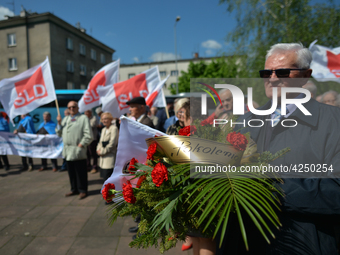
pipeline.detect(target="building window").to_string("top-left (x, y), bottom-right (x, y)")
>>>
top-left (7, 33), bottom-right (16, 47)
top-left (66, 60), bottom-right (74, 73)
top-left (170, 70), bottom-right (178, 76)
top-left (66, 38), bottom-right (73, 50)
top-left (67, 82), bottom-right (75, 89)
top-left (91, 49), bottom-right (96, 60)
top-left (8, 58), bottom-right (17, 71)
top-left (128, 73), bottom-right (135, 79)
top-left (79, 44), bottom-right (86, 55)
top-left (100, 53), bottom-right (105, 64)
top-left (80, 84), bottom-right (86, 89)
top-left (91, 69), bottom-right (96, 76)
top-left (160, 71), bottom-right (166, 77)
top-left (80, 64), bottom-right (87, 76)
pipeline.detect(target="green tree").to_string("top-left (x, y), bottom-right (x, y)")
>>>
top-left (171, 56), bottom-right (248, 94)
top-left (219, 0), bottom-right (340, 75)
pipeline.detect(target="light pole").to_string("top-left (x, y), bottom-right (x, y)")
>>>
top-left (174, 16), bottom-right (180, 95)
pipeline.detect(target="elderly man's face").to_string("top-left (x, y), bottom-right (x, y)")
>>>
top-left (323, 93), bottom-right (337, 106)
top-left (264, 52), bottom-right (311, 99)
top-left (67, 101), bottom-right (79, 116)
top-left (129, 104), bottom-right (144, 118)
top-left (220, 90), bottom-right (233, 111)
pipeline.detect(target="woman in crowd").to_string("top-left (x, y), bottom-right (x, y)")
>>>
top-left (166, 98), bottom-right (189, 135)
top-left (96, 112), bottom-right (119, 203)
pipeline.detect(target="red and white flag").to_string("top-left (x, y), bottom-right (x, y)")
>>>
top-left (97, 66), bottom-right (166, 117)
top-left (146, 75), bottom-right (169, 107)
top-left (78, 59), bottom-right (120, 112)
top-left (0, 57), bottom-right (56, 122)
top-left (309, 40), bottom-right (340, 83)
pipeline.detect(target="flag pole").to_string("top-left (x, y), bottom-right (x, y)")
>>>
top-left (165, 106), bottom-right (169, 119)
top-left (55, 99), bottom-right (60, 116)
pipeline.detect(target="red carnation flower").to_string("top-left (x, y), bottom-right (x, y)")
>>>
top-left (102, 183), bottom-right (116, 202)
top-left (151, 162), bottom-right (169, 187)
top-left (178, 125), bottom-right (197, 136)
top-left (136, 175), bottom-right (146, 188)
top-left (128, 158), bottom-right (139, 173)
top-left (122, 180), bottom-right (136, 204)
top-left (200, 116), bottom-right (215, 126)
top-left (226, 132), bottom-right (248, 151)
top-left (147, 143), bottom-right (157, 160)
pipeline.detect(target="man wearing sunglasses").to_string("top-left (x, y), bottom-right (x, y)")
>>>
top-left (56, 101), bottom-right (93, 200)
top-left (227, 43), bottom-right (340, 254)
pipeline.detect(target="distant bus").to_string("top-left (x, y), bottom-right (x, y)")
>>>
top-left (0, 89), bottom-right (85, 132)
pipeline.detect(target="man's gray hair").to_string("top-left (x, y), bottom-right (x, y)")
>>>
top-left (43, 111), bottom-right (51, 117)
top-left (218, 88), bottom-right (231, 96)
top-left (266, 43), bottom-right (313, 69)
top-left (321, 90), bottom-right (339, 103)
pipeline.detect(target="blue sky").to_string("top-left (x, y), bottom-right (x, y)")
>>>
top-left (0, 0), bottom-right (237, 64)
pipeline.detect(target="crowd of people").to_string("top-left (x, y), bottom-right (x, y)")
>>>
top-left (1, 41), bottom-right (340, 254)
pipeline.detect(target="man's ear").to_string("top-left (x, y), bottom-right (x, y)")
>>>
top-left (304, 69), bottom-right (312, 78)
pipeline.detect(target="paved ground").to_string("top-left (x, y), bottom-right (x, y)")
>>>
top-left (0, 155), bottom-right (192, 255)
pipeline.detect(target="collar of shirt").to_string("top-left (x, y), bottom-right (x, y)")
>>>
top-left (70, 113), bottom-right (80, 121)
top-left (271, 93), bottom-right (305, 119)
top-left (136, 114), bottom-right (144, 123)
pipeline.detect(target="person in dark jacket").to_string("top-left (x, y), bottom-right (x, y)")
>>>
top-left (219, 42), bottom-right (340, 255)
top-left (126, 97), bottom-right (154, 128)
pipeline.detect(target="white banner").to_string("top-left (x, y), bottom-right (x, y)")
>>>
top-left (0, 57), bottom-right (57, 122)
top-left (0, 132), bottom-right (63, 158)
top-left (309, 40), bottom-right (340, 83)
top-left (78, 59), bottom-right (120, 113)
top-left (102, 116), bottom-right (166, 191)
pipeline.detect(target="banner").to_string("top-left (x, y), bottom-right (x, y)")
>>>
top-left (309, 40), bottom-right (340, 83)
top-left (0, 132), bottom-right (63, 158)
top-left (97, 66), bottom-right (164, 117)
top-left (78, 59), bottom-right (120, 112)
top-left (103, 116), bottom-right (166, 191)
top-left (0, 57), bottom-right (57, 122)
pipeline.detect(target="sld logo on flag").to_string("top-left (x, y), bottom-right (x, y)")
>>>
top-left (83, 70), bottom-right (106, 105)
top-left (326, 51), bottom-right (340, 77)
top-left (114, 73), bottom-right (148, 110)
top-left (14, 67), bottom-right (47, 109)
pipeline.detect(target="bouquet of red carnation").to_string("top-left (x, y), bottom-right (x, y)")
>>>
top-left (105, 118), bottom-right (288, 254)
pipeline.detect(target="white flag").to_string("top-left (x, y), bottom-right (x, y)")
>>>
top-left (103, 116), bottom-right (166, 191)
top-left (145, 75), bottom-right (169, 108)
top-left (309, 40), bottom-right (340, 83)
top-left (78, 59), bottom-right (120, 112)
top-left (0, 57), bottom-right (56, 122)
top-left (97, 66), bottom-right (162, 117)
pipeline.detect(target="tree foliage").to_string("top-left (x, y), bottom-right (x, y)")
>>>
top-left (172, 56), bottom-right (248, 94)
top-left (219, 0), bottom-right (340, 75)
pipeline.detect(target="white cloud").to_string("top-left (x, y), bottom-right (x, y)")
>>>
top-left (149, 52), bottom-right (181, 62)
top-left (0, 6), bottom-right (14, 20)
top-left (201, 40), bottom-right (222, 49)
top-left (132, 57), bottom-right (139, 63)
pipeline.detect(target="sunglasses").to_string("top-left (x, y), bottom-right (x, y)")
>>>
top-left (259, 69), bottom-right (307, 78)
top-left (68, 106), bottom-right (77, 109)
